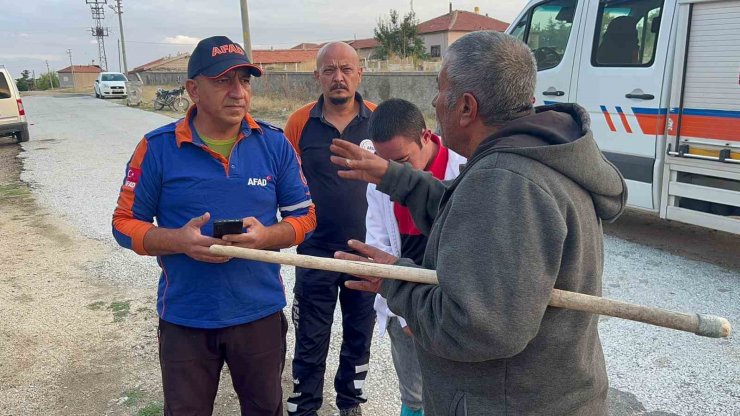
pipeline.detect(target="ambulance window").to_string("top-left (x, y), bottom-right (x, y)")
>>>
top-left (512, 0), bottom-right (577, 71)
top-left (0, 73), bottom-right (11, 99)
top-left (511, 20), bottom-right (527, 42)
top-left (592, 0), bottom-right (664, 67)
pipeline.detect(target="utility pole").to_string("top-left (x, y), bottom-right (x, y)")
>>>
top-left (86, 0), bottom-right (109, 71)
top-left (45, 60), bottom-right (54, 90)
top-left (108, 0), bottom-right (128, 74)
top-left (239, 0), bottom-right (253, 61)
top-left (67, 49), bottom-right (76, 90)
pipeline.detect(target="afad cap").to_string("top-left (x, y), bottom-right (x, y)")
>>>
top-left (187, 35), bottom-right (263, 79)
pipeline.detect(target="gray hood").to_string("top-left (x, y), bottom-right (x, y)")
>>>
top-left (470, 103), bottom-right (627, 222)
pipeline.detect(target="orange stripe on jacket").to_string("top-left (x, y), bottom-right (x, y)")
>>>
top-left (283, 204), bottom-right (317, 245)
top-left (284, 102), bottom-right (316, 156)
top-left (284, 100), bottom-right (378, 155)
top-left (112, 138), bottom-right (155, 255)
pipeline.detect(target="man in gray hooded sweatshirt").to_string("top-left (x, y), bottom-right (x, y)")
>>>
top-left (330, 31), bottom-right (627, 416)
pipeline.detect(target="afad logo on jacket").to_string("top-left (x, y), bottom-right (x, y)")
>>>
top-left (247, 175), bottom-right (272, 187)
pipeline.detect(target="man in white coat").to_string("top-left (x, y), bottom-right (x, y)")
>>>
top-left (364, 98), bottom-right (465, 416)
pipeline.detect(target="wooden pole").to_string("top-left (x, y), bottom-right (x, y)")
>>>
top-left (209, 245), bottom-right (732, 338)
top-left (239, 0), bottom-right (252, 62)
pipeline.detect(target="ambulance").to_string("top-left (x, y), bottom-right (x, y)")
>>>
top-left (507, 0), bottom-right (740, 234)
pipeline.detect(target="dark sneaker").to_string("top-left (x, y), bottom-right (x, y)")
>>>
top-left (339, 406), bottom-right (362, 416)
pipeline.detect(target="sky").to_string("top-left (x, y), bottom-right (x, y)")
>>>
top-left (0, 0), bottom-right (527, 80)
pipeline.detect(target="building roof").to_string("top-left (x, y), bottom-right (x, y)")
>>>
top-left (418, 10), bottom-right (509, 34)
top-left (131, 57), bottom-right (165, 72)
top-left (252, 49), bottom-right (318, 65)
top-left (348, 38), bottom-right (380, 50)
top-left (131, 53), bottom-right (190, 73)
top-left (291, 42), bottom-right (323, 50)
top-left (57, 65), bottom-right (102, 74)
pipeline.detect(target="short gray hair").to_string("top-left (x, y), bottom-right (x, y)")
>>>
top-left (444, 31), bottom-right (536, 125)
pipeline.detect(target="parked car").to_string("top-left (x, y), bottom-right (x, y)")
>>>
top-left (94, 72), bottom-right (128, 99)
top-left (0, 65), bottom-right (29, 143)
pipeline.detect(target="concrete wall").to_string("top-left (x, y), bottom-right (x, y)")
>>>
top-left (447, 31), bottom-right (469, 49)
top-left (422, 32), bottom-right (447, 56)
top-left (362, 72), bottom-right (438, 114)
top-left (58, 72), bottom-right (98, 90)
top-left (138, 71), bottom-right (439, 115)
top-left (135, 71), bottom-right (188, 86)
top-left (59, 74), bottom-right (73, 89)
top-left (261, 61), bottom-right (315, 72)
top-left (254, 71), bottom-right (439, 115)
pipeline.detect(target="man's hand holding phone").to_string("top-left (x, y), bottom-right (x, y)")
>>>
top-left (173, 212), bottom-right (233, 263)
top-left (212, 219), bottom-right (244, 239)
top-left (221, 217), bottom-right (272, 250)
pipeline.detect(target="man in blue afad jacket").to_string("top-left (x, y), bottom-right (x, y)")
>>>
top-left (330, 31), bottom-right (626, 415)
top-left (113, 36), bottom-right (316, 415)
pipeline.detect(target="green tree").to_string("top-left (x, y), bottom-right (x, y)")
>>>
top-left (15, 70), bottom-right (31, 91)
top-left (36, 72), bottom-right (59, 90)
top-left (374, 9), bottom-right (427, 60)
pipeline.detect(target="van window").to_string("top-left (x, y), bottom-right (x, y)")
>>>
top-left (0, 72), bottom-right (11, 99)
top-left (592, 0), bottom-right (664, 66)
top-left (101, 73), bottom-right (127, 82)
top-left (511, 20), bottom-right (527, 42)
top-left (512, 0), bottom-right (578, 71)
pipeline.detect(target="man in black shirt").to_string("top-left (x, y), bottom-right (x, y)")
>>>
top-left (284, 42), bottom-right (376, 416)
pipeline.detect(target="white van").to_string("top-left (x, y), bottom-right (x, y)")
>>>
top-left (508, 0), bottom-right (740, 234)
top-left (0, 65), bottom-right (29, 143)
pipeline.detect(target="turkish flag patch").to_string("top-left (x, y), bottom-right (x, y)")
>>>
top-left (125, 167), bottom-right (142, 189)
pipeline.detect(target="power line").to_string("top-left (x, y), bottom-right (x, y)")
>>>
top-left (86, 0), bottom-right (109, 70)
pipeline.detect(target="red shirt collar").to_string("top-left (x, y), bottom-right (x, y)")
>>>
top-left (427, 133), bottom-right (449, 180)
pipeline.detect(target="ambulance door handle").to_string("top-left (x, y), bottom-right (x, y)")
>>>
top-left (542, 90), bottom-right (565, 96)
top-left (625, 93), bottom-right (655, 100)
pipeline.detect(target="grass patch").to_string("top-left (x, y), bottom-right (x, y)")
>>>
top-left (86, 301), bottom-right (106, 311)
top-left (0, 184), bottom-right (30, 199)
top-left (138, 402), bottom-right (164, 416)
top-left (108, 300), bottom-right (131, 322)
top-left (122, 388), bottom-right (145, 407)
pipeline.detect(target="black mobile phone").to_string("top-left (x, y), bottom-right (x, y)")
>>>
top-left (213, 219), bottom-right (243, 239)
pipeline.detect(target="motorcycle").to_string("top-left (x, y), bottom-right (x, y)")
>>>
top-left (154, 86), bottom-right (189, 112)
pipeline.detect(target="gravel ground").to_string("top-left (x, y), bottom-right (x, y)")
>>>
top-left (18, 95), bottom-right (740, 415)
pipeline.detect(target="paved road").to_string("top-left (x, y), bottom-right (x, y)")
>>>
top-left (19, 95), bottom-right (740, 415)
